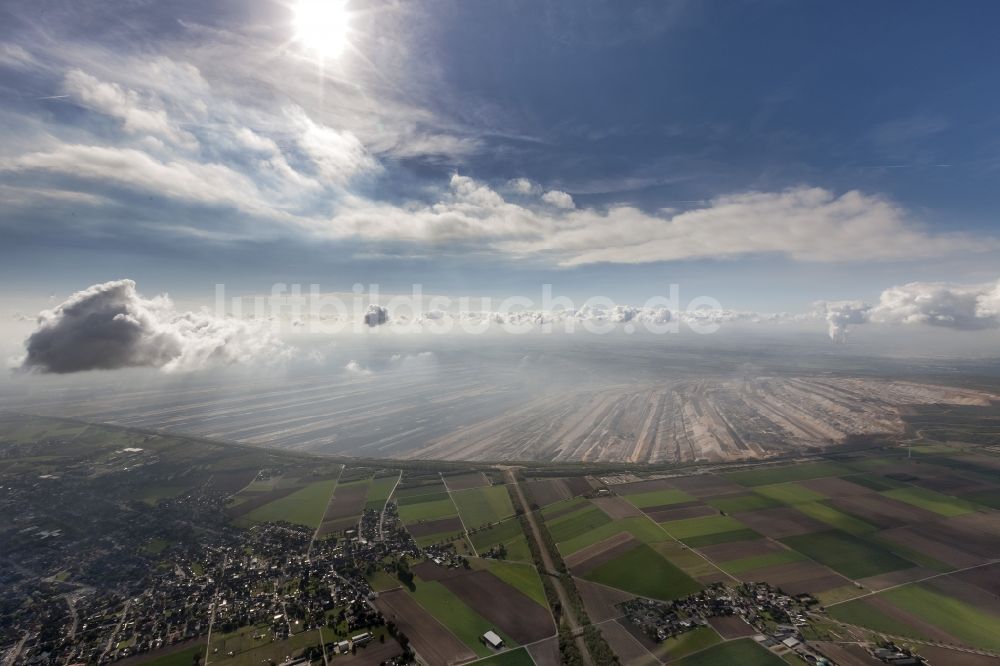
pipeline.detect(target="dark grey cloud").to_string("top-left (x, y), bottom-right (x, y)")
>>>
top-left (20, 279), bottom-right (286, 373)
top-left (363, 304), bottom-right (389, 327)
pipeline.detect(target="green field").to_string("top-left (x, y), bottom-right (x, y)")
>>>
top-left (469, 519), bottom-right (525, 551)
top-left (793, 502), bottom-right (876, 534)
top-left (705, 493), bottom-right (781, 513)
top-left (881, 487), bottom-right (978, 516)
top-left (882, 584), bottom-right (1000, 651)
top-left (138, 644), bottom-right (205, 666)
top-left (556, 516), bottom-right (667, 556)
top-left (753, 482), bottom-right (826, 505)
top-left (540, 496), bottom-right (587, 518)
top-left (673, 638), bottom-right (785, 665)
top-left (547, 505), bottom-right (613, 543)
top-left (398, 490), bottom-right (451, 505)
top-left (408, 580), bottom-right (516, 657)
top-left (726, 462), bottom-right (851, 487)
top-left (503, 535), bottom-right (533, 562)
top-left (841, 473), bottom-right (904, 491)
top-left (828, 597), bottom-right (928, 636)
top-left (583, 543), bottom-right (701, 600)
top-left (682, 528), bottom-right (761, 548)
top-left (364, 474), bottom-right (400, 511)
top-left (720, 549), bottom-right (804, 575)
top-left (211, 626), bottom-right (324, 666)
top-left (453, 485), bottom-right (515, 527)
top-left (653, 626), bottom-right (721, 661)
top-left (661, 514), bottom-right (746, 540)
top-left (620, 487), bottom-right (694, 508)
top-left (472, 647), bottom-right (535, 666)
top-left (780, 530), bottom-right (913, 579)
top-left (478, 560), bottom-right (549, 608)
top-left (398, 498), bottom-right (458, 523)
top-left (236, 478), bottom-right (338, 528)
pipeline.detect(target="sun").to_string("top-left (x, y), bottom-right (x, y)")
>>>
top-left (293, 0), bottom-right (350, 59)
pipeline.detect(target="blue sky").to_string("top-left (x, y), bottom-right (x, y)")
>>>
top-left (1, 0), bottom-right (999, 313)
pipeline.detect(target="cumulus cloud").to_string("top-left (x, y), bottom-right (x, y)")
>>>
top-left (19, 279), bottom-right (287, 374)
top-left (817, 301), bottom-right (873, 342)
top-left (505, 178), bottom-right (540, 195)
top-left (817, 278), bottom-right (1000, 341)
top-left (872, 280), bottom-right (1000, 330)
top-left (541, 190), bottom-right (575, 209)
top-left (344, 360), bottom-right (371, 375)
top-left (363, 304), bottom-right (389, 327)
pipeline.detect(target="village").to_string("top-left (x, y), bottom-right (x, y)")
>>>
top-left (618, 583), bottom-right (926, 666)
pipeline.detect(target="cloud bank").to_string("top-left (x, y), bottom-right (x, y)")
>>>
top-left (819, 279), bottom-right (1000, 341)
top-left (19, 279), bottom-right (287, 373)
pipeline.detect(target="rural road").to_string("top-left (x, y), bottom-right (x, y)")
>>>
top-left (506, 469), bottom-right (594, 666)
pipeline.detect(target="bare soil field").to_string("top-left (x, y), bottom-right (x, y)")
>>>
top-left (442, 472), bottom-right (490, 491)
top-left (524, 478), bottom-right (572, 507)
top-left (412, 560), bottom-right (463, 582)
top-left (735, 507), bottom-right (829, 538)
top-left (439, 570), bottom-right (555, 644)
top-left (592, 495), bottom-right (643, 519)
top-left (575, 577), bottom-right (635, 623)
top-left (698, 537), bottom-right (788, 562)
top-left (612, 478), bottom-right (676, 494)
top-left (707, 615), bottom-right (755, 639)
top-left (908, 471), bottom-right (990, 494)
top-left (913, 645), bottom-right (1000, 666)
top-left (526, 637), bottom-right (561, 666)
top-left (908, 513), bottom-right (1000, 559)
top-left (670, 474), bottom-right (744, 497)
top-left (373, 589), bottom-right (475, 665)
top-left (317, 481), bottom-right (370, 536)
top-left (565, 532), bottom-right (638, 574)
top-left (737, 560), bottom-right (848, 595)
top-left (856, 567), bottom-right (937, 591)
top-left (406, 516), bottom-right (464, 539)
top-left (878, 527), bottom-right (983, 568)
top-left (952, 563), bottom-right (1000, 597)
top-left (829, 495), bottom-right (938, 529)
top-left (597, 620), bottom-right (658, 666)
top-left (227, 486), bottom-right (298, 518)
top-left (565, 476), bottom-right (596, 495)
top-left (926, 576), bottom-right (1000, 615)
top-left (645, 503), bottom-right (718, 523)
top-left (800, 476), bottom-right (877, 497)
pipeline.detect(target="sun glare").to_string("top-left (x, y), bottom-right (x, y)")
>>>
top-left (293, 0), bottom-right (350, 59)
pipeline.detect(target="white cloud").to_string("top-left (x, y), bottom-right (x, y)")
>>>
top-left (872, 280), bottom-right (1000, 331)
top-left (64, 69), bottom-right (199, 151)
top-left (344, 360), bottom-right (371, 375)
top-left (541, 190), bottom-right (575, 209)
top-left (816, 278), bottom-right (1000, 341)
top-left (327, 178), bottom-right (990, 266)
top-left (817, 300), bottom-right (872, 342)
top-left (19, 279), bottom-right (288, 373)
top-left (2, 144), bottom-right (283, 217)
top-left (506, 178), bottom-right (540, 195)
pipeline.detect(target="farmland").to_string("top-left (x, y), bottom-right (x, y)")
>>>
top-left (7, 412), bottom-right (1000, 666)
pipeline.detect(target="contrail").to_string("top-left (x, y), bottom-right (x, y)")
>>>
top-left (35, 94), bottom-right (69, 100)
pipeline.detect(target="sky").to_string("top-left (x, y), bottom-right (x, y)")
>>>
top-left (2, 0), bottom-right (1000, 372)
